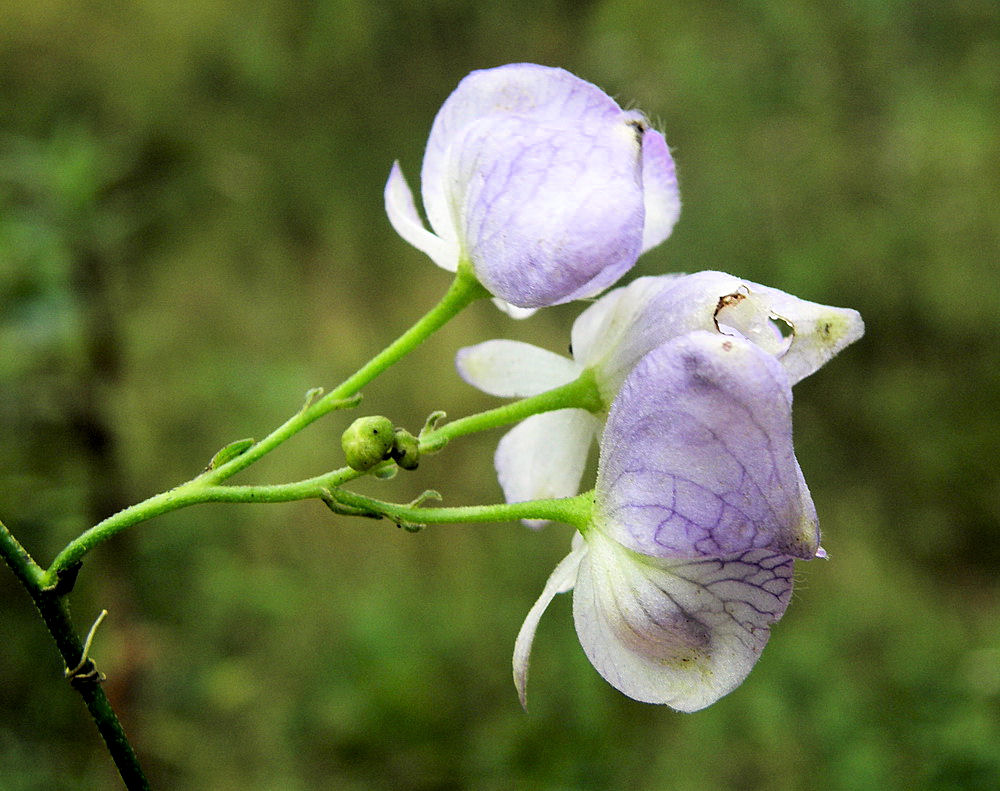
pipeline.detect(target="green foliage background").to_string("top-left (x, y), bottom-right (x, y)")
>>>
top-left (1, 1), bottom-right (998, 788)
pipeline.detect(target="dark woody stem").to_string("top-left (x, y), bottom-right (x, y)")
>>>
top-left (0, 520), bottom-right (149, 789)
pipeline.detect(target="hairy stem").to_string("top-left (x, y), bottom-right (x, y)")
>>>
top-left (420, 368), bottom-right (602, 452)
top-left (0, 517), bottom-right (44, 590)
top-left (327, 488), bottom-right (595, 531)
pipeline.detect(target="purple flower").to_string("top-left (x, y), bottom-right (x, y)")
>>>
top-left (514, 332), bottom-right (815, 710)
top-left (385, 64), bottom-right (680, 312)
top-left (457, 271), bottom-right (864, 522)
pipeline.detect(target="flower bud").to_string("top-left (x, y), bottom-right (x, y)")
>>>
top-left (390, 428), bottom-right (420, 470)
top-left (341, 416), bottom-right (394, 471)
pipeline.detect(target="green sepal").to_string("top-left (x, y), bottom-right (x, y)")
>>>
top-left (373, 463), bottom-right (398, 480)
top-left (391, 428), bottom-right (420, 470)
top-left (419, 411), bottom-right (448, 453)
top-left (208, 438), bottom-right (255, 470)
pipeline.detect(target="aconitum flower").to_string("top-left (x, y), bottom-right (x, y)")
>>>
top-left (514, 331), bottom-right (816, 710)
top-left (457, 271), bottom-right (864, 518)
top-left (384, 63), bottom-right (681, 311)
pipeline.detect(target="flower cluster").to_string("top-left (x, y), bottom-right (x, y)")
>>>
top-left (469, 274), bottom-right (863, 710)
top-left (389, 64), bottom-right (863, 710)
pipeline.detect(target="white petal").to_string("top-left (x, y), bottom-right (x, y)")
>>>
top-left (513, 535), bottom-right (587, 709)
top-left (495, 409), bottom-right (599, 527)
top-left (739, 283), bottom-right (866, 385)
top-left (573, 532), bottom-right (794, 710)
top-left (491, 298), bottom-right (538, 319)
top-left (456, 340), bottom-right (579, 398)
top-left (638, 128), bottom-right (681, 253)
top-left (570, 275), bottom-right (684, 370)
top-left (384, 162), bottom-right (459, 271)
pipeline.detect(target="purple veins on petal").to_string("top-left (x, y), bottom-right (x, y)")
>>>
top-left (572, 532), bottom-right (795, 711)
top-left (453, 113), bottom-right (645, 307)
top-left (386, 63), bottom-right (680, 310)
top-left (421, 64), bottom-right (626, 238)
top-left (594, 331), bottom-right (820, 561)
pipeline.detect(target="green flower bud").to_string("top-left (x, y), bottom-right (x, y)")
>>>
top-left (341, 416), bottom-right (395, 471)
top-left (390, 428), bottom-right (420, 470)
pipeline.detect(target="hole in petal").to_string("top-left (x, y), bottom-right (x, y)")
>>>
top-left (768, 312), bottom-right (795, 348)
top-left (714, 289), bottom-right (794, 357)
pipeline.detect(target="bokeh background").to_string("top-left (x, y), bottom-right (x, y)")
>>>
top-left (2, 1), bottom-right (998, 789)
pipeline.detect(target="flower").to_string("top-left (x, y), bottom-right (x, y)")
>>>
top-left (457, 271), bottom-right (864, 520)
top-left (384, 63), bottom-right (681, 312)
top-left (514, 331), bottom-right (816, 710)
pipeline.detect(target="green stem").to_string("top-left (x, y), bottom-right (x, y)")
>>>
top-left (420, 368), bottom-right (602, 452)
top-left (42, 465), bottom-right (370, 586)
top-left (329, 488), bottom-right (595, 531)
top-left (42, 268), bottom-right (488, 583)
top-left (0, 516), bottom-right (45, 590)
top-left (204, 266), bottom-right (488, 484)
top-left (45, 364), bottom-right (603, 583)
top-left (1, 520), bottom-right (149, 789)
top-left (34, 595), bottom-right (150, 790)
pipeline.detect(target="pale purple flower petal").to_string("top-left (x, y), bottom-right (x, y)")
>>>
top-left (573, 531), bottom-right (794, 711)
top-left (451, 112), bottom-right (645, 307)
top-left (421, 63), bottom-right (624, 246)
top-left (388, 63), bottom-right (680, 309)
top-left (495, 409), bottom-right (600, 527)
top-left (496, 277), bottom-right (860, 709)
top-left (594, 331), bottom-right (820, 560)
top-left (456, 340), bottom-right (579, 398)
top-left (576, 271), bottom-right (747, 398)
top-left (513, 534), bottom-right (586, 709)
top-left (575, 270), bottom-right (864, 398)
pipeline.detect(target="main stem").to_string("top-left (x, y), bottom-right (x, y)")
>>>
top-left (34, 594), bottom-right (150, 790)
top-left (0, 520), bottom-right (149, 789)
top-left (6, 267), bottom-right (486, 787)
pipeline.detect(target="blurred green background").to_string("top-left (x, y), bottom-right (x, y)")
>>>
top-left (1, 1), bottom-right (998, 788)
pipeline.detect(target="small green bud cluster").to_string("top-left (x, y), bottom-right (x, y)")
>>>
top-left (341, 416), bottom-right (420, 472)
top-left (391, 428), bottom-right (420, 470)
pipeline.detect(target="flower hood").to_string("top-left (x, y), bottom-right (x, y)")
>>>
top-left (457, 271), bottom-right (864, 514)
top-left (385, 63), bottom-right (681, 311)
